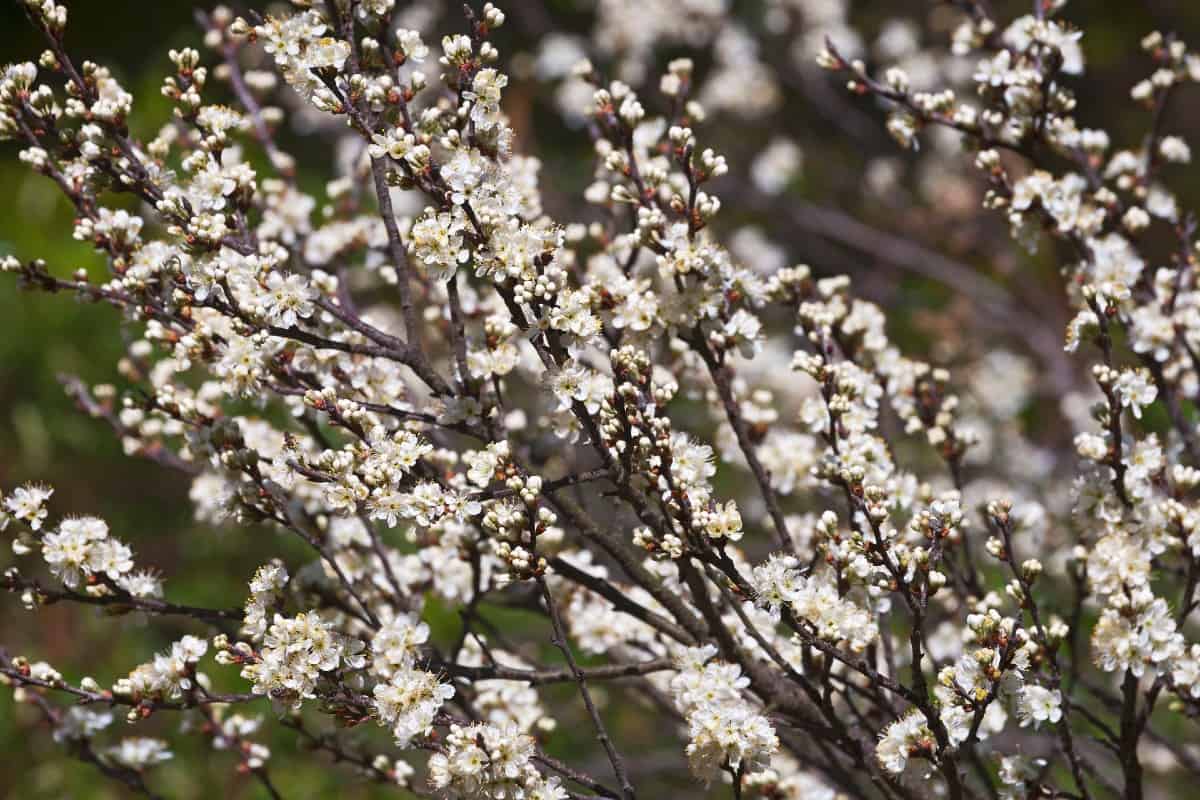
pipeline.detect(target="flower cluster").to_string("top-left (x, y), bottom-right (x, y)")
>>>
top-left (115, 636), bottom-right (208, 703)
top-left (369, 614), bottom-right (454, 745)
top-left (669, 646), bottom-right (779, 781)
top-left (427, 722), bottom-right (567, 800)
top-left (240, 612), bottom-right (364, 705)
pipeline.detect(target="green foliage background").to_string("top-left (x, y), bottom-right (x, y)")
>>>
top-left (1, 1), bottom-right (1200, 797)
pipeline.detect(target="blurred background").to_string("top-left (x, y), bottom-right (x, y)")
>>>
top-left (2, 0), bottom-right (1200, 797)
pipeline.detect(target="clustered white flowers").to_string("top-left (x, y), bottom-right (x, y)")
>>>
top-left (428, 721), bottom-right (568, 799)
top-left (240, 611), bottom-right (365, 705)
top-left (369, 613), bottom-right (455, 745)
top-left (669, 645), bottom-right (779, 781)
top-left (2, 0), bottom-right (1200, 798)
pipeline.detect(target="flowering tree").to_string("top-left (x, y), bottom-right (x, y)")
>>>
top-left (3, 0), bottom-right (1200, 798)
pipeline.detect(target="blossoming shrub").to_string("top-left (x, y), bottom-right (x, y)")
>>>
top-left (2, 1), bottom-right (1200, 798)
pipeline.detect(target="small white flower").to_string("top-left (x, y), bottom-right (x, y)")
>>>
top-left (1114, 368), bottom-right (1156, 419)
top-left (5, 483), bottom-right (53, 530)
top-left (1159, 135), bottom-right (1191, 164)
top-left (106, 738), bottom-right (173, 770)
top-left (263, 272), bottom-right (316, 328)
top-left (1017, 684), bottom-right (1063, 727)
